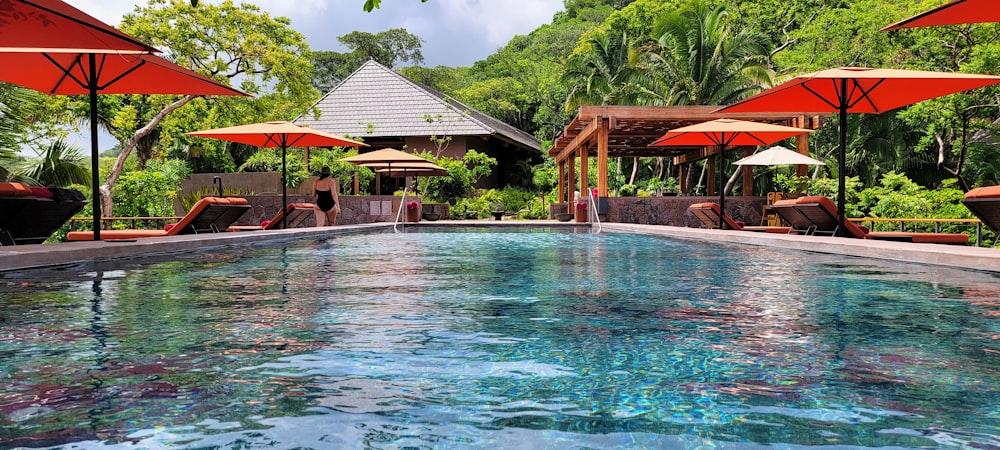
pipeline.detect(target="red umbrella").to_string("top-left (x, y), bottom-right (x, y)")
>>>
top-left (717, 67), bottom-right (1000, 236)
top-left (881, 0), bottom-right (1000, 31)
top-left (0, 0), bottom-right (156, 53)
top-left (187, 121), bottom-right (367, 229)
top-left (0, 1), bottom-right (247, 240)
top-left (650, 119), bottom-right (811, 229)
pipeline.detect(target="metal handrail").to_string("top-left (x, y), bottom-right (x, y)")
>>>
top-left (588, 192), bottom-right (602, 234)
top-left (393, 186), bottom-right (409, 233)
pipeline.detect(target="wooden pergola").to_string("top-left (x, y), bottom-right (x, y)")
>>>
top-left (549, 105), bottom-right (824, 205)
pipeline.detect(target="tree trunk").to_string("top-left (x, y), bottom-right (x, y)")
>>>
top-left (100, 95), bottom-right (196, 217)
top-left (629, 157), bottom-right (638, 185)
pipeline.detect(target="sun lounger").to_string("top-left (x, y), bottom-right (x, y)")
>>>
top-left (773, 195), bottom-right (969, 245)
top-left (67, 196), bottom-right (250, 241)
top-left (227, 203), bottom-right (315, 231)
top-left (0, 183), bottom-right (87, 245)
top-left (963, 185), bottom-right (1000, 234)
top-left (687, 202), bottom-right (792, 233)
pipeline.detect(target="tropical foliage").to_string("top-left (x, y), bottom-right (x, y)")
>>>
top-left (8, 0), bottom-right (1000, 237)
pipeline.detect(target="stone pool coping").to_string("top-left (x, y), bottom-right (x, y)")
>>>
top-left (0, 221), bottom-right (997, 273)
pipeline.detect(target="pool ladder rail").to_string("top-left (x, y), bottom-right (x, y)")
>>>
top-left (393, 186), bottom-right (409, 233)
top-left (588, 192), bottom-right (602, 234)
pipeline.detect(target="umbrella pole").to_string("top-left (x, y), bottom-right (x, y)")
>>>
top-left (718, 144), bottom-right (725, 229)
top-left (88, 54), bottom-right (101, 241)
top-left (281, 145), bottom-right (287, 230)
top-left (837, 98), bottom-right (848, 238)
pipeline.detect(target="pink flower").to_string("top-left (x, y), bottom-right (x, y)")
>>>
top-left (406, 201), bottom-right (419, 210)
top-left (576, 201), bottom-right (587, 210)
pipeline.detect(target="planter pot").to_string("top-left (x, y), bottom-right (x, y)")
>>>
top-left (406, 208), bottom-right (420, 222)
top-left (422, 212), bottom-right (440, 221)
top-left (574, 208), bottom-right (588, 222)
top-left (555, 213), bottom-right (573, 222)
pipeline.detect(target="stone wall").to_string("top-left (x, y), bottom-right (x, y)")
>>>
top-left (235, 195), bottom-right (423, 227)
top-left (549, 196), bottom-right (767, 228)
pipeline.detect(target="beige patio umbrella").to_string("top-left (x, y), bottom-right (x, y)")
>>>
top-left (340, 149), bottom-right (436, 225)
top-left (733, 146), bottom-right (825, 166)
top-left (187, 121), bottom-right (366, 229)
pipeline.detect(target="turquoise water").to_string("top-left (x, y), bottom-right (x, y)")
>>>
top-left (1, 228), bottom-right (999, 449)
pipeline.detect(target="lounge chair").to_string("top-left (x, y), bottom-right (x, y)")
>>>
top-left (0, 183), bottom-right (87, 245)
top-left (773, 195), bottom-right (969, 245)
top-left (963, 185), bottom-right (1000, 234)
top-left (67, 196), bottom-right (250, 241)
top-left (227, 203), bottom-right (316, 231)
top-left (687, 202), bottom-right (792, 233)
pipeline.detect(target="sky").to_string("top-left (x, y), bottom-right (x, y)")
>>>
top-left (68, 0), bottom-right (566, 67)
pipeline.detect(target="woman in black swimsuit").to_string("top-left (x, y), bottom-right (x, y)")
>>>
top-left (313, 166), bottom-right (340, 225)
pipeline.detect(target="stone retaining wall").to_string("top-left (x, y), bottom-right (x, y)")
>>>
top-left (549, 196), bottom-right (767, 227)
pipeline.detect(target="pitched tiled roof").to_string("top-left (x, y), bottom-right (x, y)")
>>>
top-left (294, 60), bottom-right (540, 152)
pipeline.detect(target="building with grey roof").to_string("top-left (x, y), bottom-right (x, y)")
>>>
top-left (295, 60), bottom-right (542, 192)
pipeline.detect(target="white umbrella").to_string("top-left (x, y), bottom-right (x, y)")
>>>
top-left (733, 146), bottom-right (825, 166)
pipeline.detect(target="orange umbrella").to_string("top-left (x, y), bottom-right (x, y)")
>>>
top-left (0, 0), bottom-right (156, 53)
top-left (717, 67), bottom-right (1000, 236)
top-left (187, 121), bottom-right (367, 229)
top-left (0, 1), bottom-right (248, 240)
top-left (650, 118), bottom-right (811, 229)
top-left (881, 0), bottom-right (999, 31)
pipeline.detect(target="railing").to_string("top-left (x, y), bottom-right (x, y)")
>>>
top-left (847, 217), bottom-right (989, 247)
top-left (69, 216), bottom-right (183, 231)
top-left (393, 187), bottom-right (409, 233)
top-left (588, 193), bottom-right (602, 234)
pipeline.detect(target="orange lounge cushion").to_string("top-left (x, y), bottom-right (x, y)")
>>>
top-left (0, 182), bottom-right (33, 197)
top-left (67, 229), bottom-right (169, 241)
top-left (965, 185), bottom-right (1000, 199)
top-left (867, 231), bottom-right (969, 245)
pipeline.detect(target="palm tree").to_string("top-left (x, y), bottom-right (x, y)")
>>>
top-left (634, 0), bottom-right (776, 192)
top-left (636, 0), bottom-right (774, 106)
top-left (15, 138), bottom-right (91, 187)
top-left (563, 30), bottom-right (641, 108)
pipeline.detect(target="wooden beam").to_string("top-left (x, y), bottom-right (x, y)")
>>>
top-left (555, 117), bottom-right (601, 163)
top-left (672, 146), bottom-right (722, 165)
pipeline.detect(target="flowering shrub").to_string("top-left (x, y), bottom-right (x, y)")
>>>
top-left (575, 201), bottom-right (587, 210)
top-left (406, 201), bottom-right (419, 210)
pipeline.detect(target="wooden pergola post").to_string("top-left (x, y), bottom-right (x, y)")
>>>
top-left (795, 116), bottom-right (811, 177)
top-left (567, 155), bottom-right (576, 213)
top-left (742, 148), bottom-right (753, 196)
top-left (597, 117), bottom-right (609, 196)
top-left (579, 147), bottom-right (589, 202)
top-left (558, 161), bottom-right (566, 207)
top-left (707, 155), bottom-right (717, 196)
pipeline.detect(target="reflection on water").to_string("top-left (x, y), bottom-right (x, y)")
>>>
top-left (1, 229), bottom-right (999, 449)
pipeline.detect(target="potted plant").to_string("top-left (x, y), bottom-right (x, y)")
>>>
top-left (574, 200), bottom-right (588, 222)
top-left (406, 201), bottom-right (420, 222)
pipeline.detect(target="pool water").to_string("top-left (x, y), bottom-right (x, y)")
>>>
top-left (1, 228), bottom-right (999, 449)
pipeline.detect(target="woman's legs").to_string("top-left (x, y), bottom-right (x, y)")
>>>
top-left (314, 207), bottom-right (327, 227)
top-left (325, 208), bottom-right (338, 225)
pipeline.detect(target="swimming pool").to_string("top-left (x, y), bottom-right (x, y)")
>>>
top-left (1, 227), bottom-right (998, 449)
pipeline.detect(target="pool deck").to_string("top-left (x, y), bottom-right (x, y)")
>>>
top-left (0, 221), bottom-right (998, 273)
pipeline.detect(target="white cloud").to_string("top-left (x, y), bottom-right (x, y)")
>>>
top-left (64, 0), bottom-right (565, 67)
top-left (438, 0), bottom-right (562, 46)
